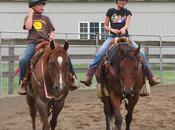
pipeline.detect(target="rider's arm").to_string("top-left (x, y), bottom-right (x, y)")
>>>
top-left (24, 8), bottom-right (34, 30)
top-left (49, 31), bottom-right (55, 41)
top-left (47, 17), bottom-right (55, 41)
top-left (119, 15), bottom-right (132, 35)
top-left (123, 15), bottom-right (132, 30)
top-left (104, 16), bottom-right (111, 32)
top-left (104, 16), bottom-right (119, 34)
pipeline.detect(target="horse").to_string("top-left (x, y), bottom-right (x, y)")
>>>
top-left (96, 38), bottom-right (145, 130)
top-left (26, 40), bottom-right (71, 130)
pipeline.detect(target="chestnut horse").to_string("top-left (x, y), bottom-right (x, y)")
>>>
top-left (96, 39), bottom-right (144, 130)
top-left (26, 41), bottom-right (71, 130)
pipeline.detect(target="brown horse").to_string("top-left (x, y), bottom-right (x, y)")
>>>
top-left (26, 40), bottom-right (71, 130)
top-left (96, 38), bottom-right (144, 130)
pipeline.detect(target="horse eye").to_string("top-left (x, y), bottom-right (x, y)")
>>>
top-left (49, 59), bottom-right (54, 64)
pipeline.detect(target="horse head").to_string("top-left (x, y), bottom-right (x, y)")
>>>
top-left (43, 40), bottom-right (69, 99)
top-left (118, 44), bottom-right (141, 98)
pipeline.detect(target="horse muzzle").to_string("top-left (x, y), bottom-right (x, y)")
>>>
top-left (122, 87), bottom-right (134, 98)
top-left (52, 84), bottom-right (65, 99)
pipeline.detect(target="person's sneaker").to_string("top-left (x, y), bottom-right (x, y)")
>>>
top-left (149, 77), bottom-right (160, 86)
top-left (18, 79), bottom-right (27, 95)
top-left (80, 76), bottom-right (92, 87)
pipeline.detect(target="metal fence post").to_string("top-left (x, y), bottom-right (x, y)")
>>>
top-left (95, 33), bottom-right (99, 51)
top-left (159, 35), bottom-right (163, 83)
top-left (65, 33), bottom-right (68, 41)
top-left (8, 40), bottom-right (15, 94)
top-left (0, 32), bottom-right (2, 95)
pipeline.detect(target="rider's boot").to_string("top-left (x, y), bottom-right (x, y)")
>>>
top-left (145, 68), bottom-right (160, 86)
top-left (18, 78), bottom-right (27, 95)
top-left (69, 73), bottom-right (78, 91)
top-left (80, 67), bottom-right (96, 87)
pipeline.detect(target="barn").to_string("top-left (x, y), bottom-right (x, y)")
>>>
top-left (0, 0), bottom-right (175, 40)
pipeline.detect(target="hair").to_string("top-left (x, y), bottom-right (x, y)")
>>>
top-left (116, 0), bottom-right (128, 3)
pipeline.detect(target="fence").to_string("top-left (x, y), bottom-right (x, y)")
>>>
top-left (0, 31), bottom-right (175, 95)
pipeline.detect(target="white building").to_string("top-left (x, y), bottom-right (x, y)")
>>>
top-left (0, 0), bottom-right (175, 40)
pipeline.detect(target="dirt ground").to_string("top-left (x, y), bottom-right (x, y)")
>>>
top-left (0, 84), bottom-right (175, 130)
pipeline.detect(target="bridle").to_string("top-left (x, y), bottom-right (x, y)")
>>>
top-left (107, 44), bottom-right (142, 98)
top-left (31, 48), bottom-right (69, 100)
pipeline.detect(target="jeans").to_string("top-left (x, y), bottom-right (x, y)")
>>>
top-left (19, 42), bottom-right (36, 81)
top-left (89, 34), bottom-right (150, 69)
top-left (89, 34), bottom-right (116, 68)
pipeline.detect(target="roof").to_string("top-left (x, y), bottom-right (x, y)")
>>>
top-left (0, 0), bottom-right (175, 2)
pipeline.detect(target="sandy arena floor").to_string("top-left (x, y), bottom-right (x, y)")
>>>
top-left (0, 84), bottom-right (175, 130)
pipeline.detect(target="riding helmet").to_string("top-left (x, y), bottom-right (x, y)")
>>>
top-left (28, 0), bottom-right (46, 8)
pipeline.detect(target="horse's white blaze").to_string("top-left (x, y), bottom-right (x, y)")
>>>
top-left (57, 56), bottom-right (63, 65)
top-left (58, 56), bottom-right (63, 90)
top-left (59, 74), bottom-right (63, 90)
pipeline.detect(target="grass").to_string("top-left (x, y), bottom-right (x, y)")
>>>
top-left (0, 63), bottom-right (174, 95)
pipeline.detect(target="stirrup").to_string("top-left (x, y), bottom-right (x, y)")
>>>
top-left (73, 75), bottom-right (81, 88)
top-left (18, 78), bottom-right (27, 95)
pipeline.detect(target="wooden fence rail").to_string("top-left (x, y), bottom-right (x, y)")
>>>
top-left (0, 41), bottom-right (175, 94)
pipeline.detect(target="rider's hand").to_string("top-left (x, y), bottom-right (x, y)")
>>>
top-left (28, 8), bottom-right (34, 15)
top-left (49, 31), bottom-right (55, 41)
top-left (119, 28), bottom-right (126, 35)
top-left (110, 28), bottom-right (119, 34)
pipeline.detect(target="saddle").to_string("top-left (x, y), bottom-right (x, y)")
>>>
top-left (24, 41), bottom-right (50, 83)
top-left (23, 41), bottom-right (50, 96)
top-left (104, 37), bottom-right (132, 67)
top-left (31, 40), bottom-right (50, 68)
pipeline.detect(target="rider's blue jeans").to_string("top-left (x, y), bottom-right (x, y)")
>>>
top-left (89, 34), bottom-right (150, 70)
top-left (19, 42), bottom-right (36, 81)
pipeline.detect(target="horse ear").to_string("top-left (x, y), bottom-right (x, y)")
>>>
top-left (133, 44), bottom-right (140, 56)
top-left (64, 41), bottom-right (69, 51)
top-left (50, 40), bottom-right (55, 50)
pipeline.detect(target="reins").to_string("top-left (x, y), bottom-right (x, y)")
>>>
top-left (31, 48), bottom-right (64, 100)
top-left (105, 43), bottom-right (142, 98)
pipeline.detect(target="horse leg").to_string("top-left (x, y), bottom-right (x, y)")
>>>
top-left (26, 95), bottom-right (37, 130)
top-left (50, 100), bottom-right (65, 130)
top-left (102, 96), bottom-right (113, 130)
top-left (114, 111), bottom-right (122, 130)
top-left (125, 96), bottom-right (139, 130)
top-left (35, 97), bottom-right (50, 130)
top-left (110, 92), bottom-right (122, 130)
